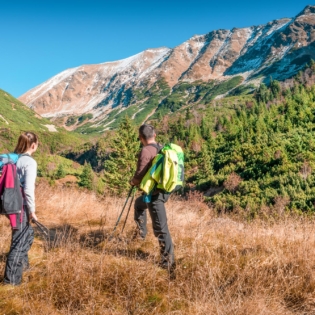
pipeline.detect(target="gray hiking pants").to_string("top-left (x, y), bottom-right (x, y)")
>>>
top-left (4, 207), bottom-right (34, 285)
top-left (134, 192), bottom-right (174, 266)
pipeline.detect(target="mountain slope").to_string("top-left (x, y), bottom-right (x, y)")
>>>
top-left (19, 5), bottom-right (315, 132)
top-left (0, 88), bottom-right (57, 132)
top-left (0, 89), bottom-right (85, 153)
top-left (20, 48), bottom-right (171, 118)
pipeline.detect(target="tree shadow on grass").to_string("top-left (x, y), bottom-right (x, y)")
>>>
top-left (79, 228), bottom-right (151, 261)
top-left (34, 223), bottom-right (152, 261)
top-left (34, 223), bottom-right (78, 251)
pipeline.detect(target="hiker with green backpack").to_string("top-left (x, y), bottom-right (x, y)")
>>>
top-left (130, 124), bottom-right (184, 274)
top-left (1, 132), bottom-right (39, 286)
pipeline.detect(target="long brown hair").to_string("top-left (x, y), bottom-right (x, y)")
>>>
top-left (14, 132), bottom-right (39, 154)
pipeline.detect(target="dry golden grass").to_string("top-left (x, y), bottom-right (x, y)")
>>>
top-left (1, 181), bottom-right (315, 314)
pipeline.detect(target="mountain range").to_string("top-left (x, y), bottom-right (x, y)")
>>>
top-left (19, 5), bottom-right (315, 132)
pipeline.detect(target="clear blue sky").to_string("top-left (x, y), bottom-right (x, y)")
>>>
top-left (0, 0), bottom-right (312, 97)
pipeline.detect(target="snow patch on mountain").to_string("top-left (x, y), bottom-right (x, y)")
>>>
top-left (266, 20), bottom-right (291, 36)
top-left (225, 18), bottom-right (293, 76)
top-left (100, 48), bottom-right (170, 77)
top-left (25, 67), bottom-right (79, 102)
top-left (138, 49), bottom-right (171, 79)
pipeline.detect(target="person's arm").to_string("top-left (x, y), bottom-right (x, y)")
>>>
top-left (130, 147), bottom-right (152, 186)
top-left (23, 159), bottom-right (38, 220)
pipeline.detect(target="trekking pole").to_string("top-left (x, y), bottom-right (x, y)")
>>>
top-left (31, 219), bottom-right (49, 238)
top-left (110, 187), bottom-right (133, 236)
top-left (121, 189), bottom-right (136, 233)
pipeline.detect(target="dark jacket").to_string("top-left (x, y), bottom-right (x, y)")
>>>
top-left (131, 143), bottom-right (160, 186)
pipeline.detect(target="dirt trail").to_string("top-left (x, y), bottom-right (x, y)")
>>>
top-left (132, 108), bottom-right (144, 119)
top-left (142, 108), bottom-right (156, 124)
top-left (0, 115), bottom-right (9, 125)
top-left (43, 124), bottom-right (58, 132)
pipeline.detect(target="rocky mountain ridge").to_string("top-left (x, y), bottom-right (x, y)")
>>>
top-left (19, 5), bottom-right (315, 131)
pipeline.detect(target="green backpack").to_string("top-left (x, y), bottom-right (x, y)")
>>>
top-left (140, 143), bottom-right (184, 194)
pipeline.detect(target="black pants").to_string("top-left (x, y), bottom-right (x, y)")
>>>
top-left (4, 208), bottom-right (34, 285)
top-left (134, 192), bottom-right (174, 266)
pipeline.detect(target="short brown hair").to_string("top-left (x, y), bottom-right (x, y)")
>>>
top-left (139, 124), bottom-right (155, 140)
top-left (14, 132), bottom-right (39, 154)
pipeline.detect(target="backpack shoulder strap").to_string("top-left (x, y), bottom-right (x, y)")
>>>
top-left (6, 154), bottom-right (14, 164)
top-left (146, 143), bottom-right (163, 153)
top-left (18, 153), bottom-right (34, 161)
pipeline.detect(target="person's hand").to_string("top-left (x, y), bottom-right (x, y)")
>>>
top-left (129, 179), bottom-right (135, 186)
top-left (30, 212), bottom-right (38, 222)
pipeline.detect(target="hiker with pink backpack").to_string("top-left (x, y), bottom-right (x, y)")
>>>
top-left (0, 132), bottom-right (39, 285)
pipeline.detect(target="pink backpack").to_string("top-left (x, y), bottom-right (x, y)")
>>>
top-left (0, 159), bottom-right (23, 229)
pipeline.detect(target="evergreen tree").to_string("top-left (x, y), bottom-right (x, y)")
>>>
top-left (79, 162), bottom-right (94, 190)
top-left (185, 108), bottom-right (193, 120)
top-left (196, 142), bottom-right (215, 185)
top-left (103, 116), bottom-right (140, 194)
top-left (55, 163), bottom-right (66, 179)
top-left (270, 80), bottom-right (281, 98)
top-left (256, 83), bottom-right (269, 103)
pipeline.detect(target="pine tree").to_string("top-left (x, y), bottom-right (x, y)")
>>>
top-left (256, 83), bottom-right (268, 103)
top-left (55, 163), bottom-right (66, 179)
top-left (79, 162), bottom-right (94, 190)
top-left (200, 117), bottom-right (211, 140)
top-left (270, 80), bottom-right (281, 99)
top-left (78, 162), bottom-right (94, 190)
top-left (197, 142), bottom-right (215, 184)
top-left (103, 116), bottom-right (140, 194)
top-left (185, 108), bottom-right (193, 120)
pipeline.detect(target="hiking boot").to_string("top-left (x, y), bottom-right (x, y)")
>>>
top-left (131, 229), bottom-right (145, 241)
top-left (158, 260), bottom-right (176, 280)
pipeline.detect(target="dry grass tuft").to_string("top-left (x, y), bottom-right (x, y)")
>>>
top-left (1, 181), bottom-right (315, 314)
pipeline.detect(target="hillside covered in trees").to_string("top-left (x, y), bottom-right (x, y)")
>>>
top-left (0, 89), bottom-right (94, 187)
top-left (97, 63), bottom-right (315, 215)
top-left (3, 63), bottom-right (315, 216)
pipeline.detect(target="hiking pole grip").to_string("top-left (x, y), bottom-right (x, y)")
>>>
top-left (31, 219), bottom-right (49, 237)
top-left (111, 187), bottom-right (133, 235)
top-left (121, 188), bottom-right (136, 233)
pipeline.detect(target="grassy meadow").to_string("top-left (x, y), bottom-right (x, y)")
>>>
top-left (0, 182), bottom-right (315, 314)
top-left (1, 65), bottom-right (315, 315)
